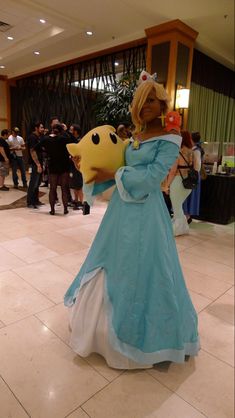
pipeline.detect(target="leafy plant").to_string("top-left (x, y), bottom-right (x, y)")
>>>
top-left (93, 73), bottom-right (139, 127)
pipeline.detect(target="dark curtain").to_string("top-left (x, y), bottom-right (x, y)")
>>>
top-left (192, 50), bottom-right (235, 99)
top-left (11, 44), bottom-right (146, 136)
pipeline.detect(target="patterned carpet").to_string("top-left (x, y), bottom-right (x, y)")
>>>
top-left (0, 188), bottom-right (46, 210)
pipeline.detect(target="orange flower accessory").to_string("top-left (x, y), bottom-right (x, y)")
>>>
top-left (165, 111), bottom-right (181, 133)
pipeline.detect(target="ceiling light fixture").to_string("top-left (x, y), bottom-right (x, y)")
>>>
top-left (7, 36), bottom-right (14, 40)
top-left (86, 31), bottom-right (93, 36)
top-left (0, 65), bottom-right (5, 69)
top-left (40, 19), bottom-right (46, 23)
top-left (34, 51), bottom-right (40, 55)
top-left (114, 62), bottom-right (119, 66)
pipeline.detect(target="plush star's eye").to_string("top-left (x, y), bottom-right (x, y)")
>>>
top-left (110, 133), bottom-right (117, 144)
top-left (92, 133), bottom-right (100, 144)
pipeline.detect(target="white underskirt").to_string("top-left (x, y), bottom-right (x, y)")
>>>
top-left (69, 270), bottom-right (152, 369)
top-left (172, 217), bottom-right (190, 237)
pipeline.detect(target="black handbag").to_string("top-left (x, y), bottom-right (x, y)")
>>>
top-left (179, 152), bottom-right (199, 189)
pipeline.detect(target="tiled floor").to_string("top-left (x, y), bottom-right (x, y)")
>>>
top-left (0, 186), bottom-right (234, 418)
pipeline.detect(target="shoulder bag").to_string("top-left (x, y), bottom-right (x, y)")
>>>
top-left (179, 152), bottom-right (199, 189)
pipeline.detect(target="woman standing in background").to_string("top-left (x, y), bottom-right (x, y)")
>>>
top-left (36, 124), bottom-right (75, 215)
top-left (183, 131), bottom-right (203, 223)
top-left (167, 131), bottom-right (194, 236)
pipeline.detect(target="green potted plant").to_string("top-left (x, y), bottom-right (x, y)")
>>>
top-left (93, 73), bottom-right (139, 127)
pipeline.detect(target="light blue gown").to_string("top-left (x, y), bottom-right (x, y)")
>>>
top-left (64, 134), bottom-right (200, 366)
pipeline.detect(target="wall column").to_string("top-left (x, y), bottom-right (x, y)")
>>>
top-left (0, 76), bottom-right (10, 131)
top-left (145, 19), bottom-right (198, 128)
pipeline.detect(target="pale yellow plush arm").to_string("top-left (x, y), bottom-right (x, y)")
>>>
top-left (66, 143), bottom-right (80, 157)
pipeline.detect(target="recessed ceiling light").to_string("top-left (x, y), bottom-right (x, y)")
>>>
top-left (114, 62), bottom-right (119, 66)
top-left (34, 51), bottom-right (40, 55)
top-left (0, 65), bottom-right (5, 69)
top-left (86, 31), bottom-right (93, 36)
top-left (40, 19), bottom-right (46, 23)
top-left (7, 36), bottom-right (14, 40)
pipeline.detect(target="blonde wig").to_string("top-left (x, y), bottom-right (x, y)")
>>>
top-left (131, 80), bottom-right (171, 134)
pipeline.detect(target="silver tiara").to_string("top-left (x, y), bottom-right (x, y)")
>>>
top-left (138, 70), bottom-right (158, 85)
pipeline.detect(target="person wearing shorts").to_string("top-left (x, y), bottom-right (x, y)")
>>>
top-left (0, 129), bottom-right (10, 191)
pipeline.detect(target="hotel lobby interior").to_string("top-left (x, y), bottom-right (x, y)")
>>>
top-left (0, 1), bottom-right (234, 417)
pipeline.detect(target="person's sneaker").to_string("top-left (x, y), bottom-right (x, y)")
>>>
top-left (27, 204), bottom-right (38, 209)
top-left (0, 186), bottom-right (9, 191)
top-left (83, 201), bottom-right (90, 215)
top-left (40, 182), bottom-right (48, 187)
top-left (36, 201), bottom-right (45, 206)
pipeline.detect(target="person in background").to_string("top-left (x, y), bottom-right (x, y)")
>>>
top-left (27, 122), bottom-right (45, 209)
top-left (48, 116), bottom-right (73, 205)
top-left (183, 131), bottom-right (203, 224)
top-left (40, 117), bottom-right (60, 187)
top-left (7, 127), bottom-right (27, 189)
top-left (167, 130), bottom-right (193, 236)
top-left (0, 129), bottom-right (11, 191)
top-left (68, 124), bottom-right (90, 215)
top-left (50, 116), bottom-right (60, 129)
top-left (69, 124), bottom-right (84, 210)
top-left (36, 124), bottom-right (75, 215)
top-left (49, 116), bottom-right (69, 138)
top-left (116, 124), bottom-right (131, 140)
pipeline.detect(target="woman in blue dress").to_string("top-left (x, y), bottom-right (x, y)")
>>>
top-left (183, 132), bottom-right (203, 223)
top-left (64, 74), bottom-right (200, 369)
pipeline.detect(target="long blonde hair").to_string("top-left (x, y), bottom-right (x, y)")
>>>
top-left (131, 80), bottom-right (170, 134)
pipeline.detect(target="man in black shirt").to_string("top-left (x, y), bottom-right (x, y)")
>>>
top-left (0, 129), bottom-right (11, 191)
top-left (27, 122), bottom-right (44, 208)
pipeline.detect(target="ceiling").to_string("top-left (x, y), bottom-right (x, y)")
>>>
top-left (0, 0), bottom-right (234, 79)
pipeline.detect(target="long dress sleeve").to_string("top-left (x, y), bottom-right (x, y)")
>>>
top-left (115, 139), bottom-right (181, 202)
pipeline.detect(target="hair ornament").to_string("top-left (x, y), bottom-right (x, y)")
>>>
top-left (165, 111), bottom-right (181, 133)
top-left (138, 70), bottom-right (157, 85)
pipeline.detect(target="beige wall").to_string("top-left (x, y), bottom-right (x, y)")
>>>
top-left (0, 78), bottom-right (9, 131)
top-left (0, 120), bottom-right (8, 132)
